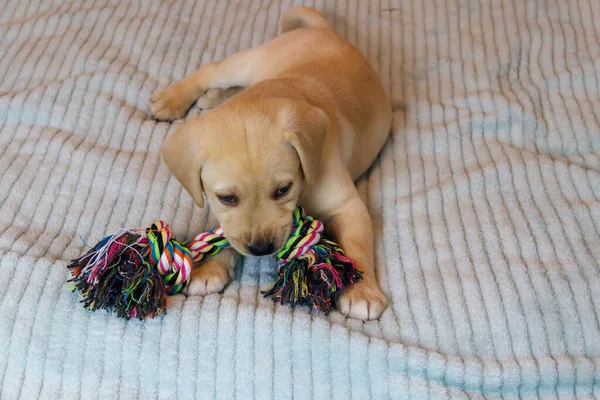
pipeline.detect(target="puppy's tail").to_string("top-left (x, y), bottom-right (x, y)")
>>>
top-left (280, 6), bottom-right (330, 33)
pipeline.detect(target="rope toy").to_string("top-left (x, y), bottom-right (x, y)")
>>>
top-left (68, 206), bottom-right (362, 319)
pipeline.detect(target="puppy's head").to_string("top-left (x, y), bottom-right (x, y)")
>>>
top-left (161, 97), bottom-right (328, 256)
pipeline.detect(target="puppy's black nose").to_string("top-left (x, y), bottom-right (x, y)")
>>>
top-left (247, 241), bottom-right (275, 256)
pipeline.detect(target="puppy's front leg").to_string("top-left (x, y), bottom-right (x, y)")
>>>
top-left (185, 210), bottom-right (240, 296)
top-left (324, 196), bottom-right (388, 320)
top-left (150, 48), bottom-right (261, 121)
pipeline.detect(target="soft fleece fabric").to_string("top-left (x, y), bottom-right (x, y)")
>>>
top-left (1, 0), bottom-right (599, 398)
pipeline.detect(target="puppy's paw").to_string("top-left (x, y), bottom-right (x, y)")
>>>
top-left (185, 260), bottom-right (233, 296)
top-left (336, 280), bottom-right (388, 320)
top-left (150, 84), bottom-right (191, 121)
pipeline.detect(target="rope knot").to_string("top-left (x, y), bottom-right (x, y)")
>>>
top-left (146, 221), bottom-right (192, 295)
top-left (276, 207), bottom-right (324, 260)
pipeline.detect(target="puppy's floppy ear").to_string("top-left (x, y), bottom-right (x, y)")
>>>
top-left (281, 101), bottom-right (329, 185)
top-left (161, 119), bottom-right (208, 208)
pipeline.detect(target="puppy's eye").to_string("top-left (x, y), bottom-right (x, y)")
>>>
top-left (217, 194), bottom-right (237, 206)
top-left (274, 183), bottom-right (292, 199)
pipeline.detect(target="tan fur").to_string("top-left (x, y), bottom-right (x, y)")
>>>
top-left (151, 6), bottom-right (391, 320)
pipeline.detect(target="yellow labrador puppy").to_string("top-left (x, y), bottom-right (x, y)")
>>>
top-left (151, 6), bottom-right (391, 320)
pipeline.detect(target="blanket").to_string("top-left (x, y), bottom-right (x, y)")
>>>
top-left (1, 0), bottom-right (599, 398)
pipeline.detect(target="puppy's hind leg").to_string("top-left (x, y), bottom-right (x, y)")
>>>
top-left (150, 48), bottom-right (262, 121)
top-left (196, 86), bottom-right (244, 110)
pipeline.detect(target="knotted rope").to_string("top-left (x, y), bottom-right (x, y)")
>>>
top-left (68, 207), bottom-right (361, 319)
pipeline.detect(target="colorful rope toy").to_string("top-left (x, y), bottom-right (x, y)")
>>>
top-left (68, 206), bottom-right (362, 319)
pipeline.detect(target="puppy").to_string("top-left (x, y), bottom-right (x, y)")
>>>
top-left (151, 6), bottom-right (391, 320)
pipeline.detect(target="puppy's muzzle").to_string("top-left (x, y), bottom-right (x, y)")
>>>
top-left (247, 241), bottom-right (275, 256)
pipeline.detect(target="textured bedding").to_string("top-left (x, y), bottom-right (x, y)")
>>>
top-left (1, 0), bottom-right (600, 398)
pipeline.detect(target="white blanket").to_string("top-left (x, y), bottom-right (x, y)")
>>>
top-left (1, 0), bottom-right (599, 398)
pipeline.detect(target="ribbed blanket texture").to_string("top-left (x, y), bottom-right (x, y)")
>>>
top-left (1, 0), bottom-right (599, 398)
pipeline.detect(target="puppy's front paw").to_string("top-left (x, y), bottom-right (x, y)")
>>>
top-left (150, 84), bottom-right (191, 121)
top-left (185, 260), bottom-right (233, 296)
top-left (336, 280), bottom-right (388, 320)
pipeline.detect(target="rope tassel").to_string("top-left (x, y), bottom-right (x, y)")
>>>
top-left (68, 207), bottom-right (362, 319)
top-left (261, 207), bottom-right (363, 312)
